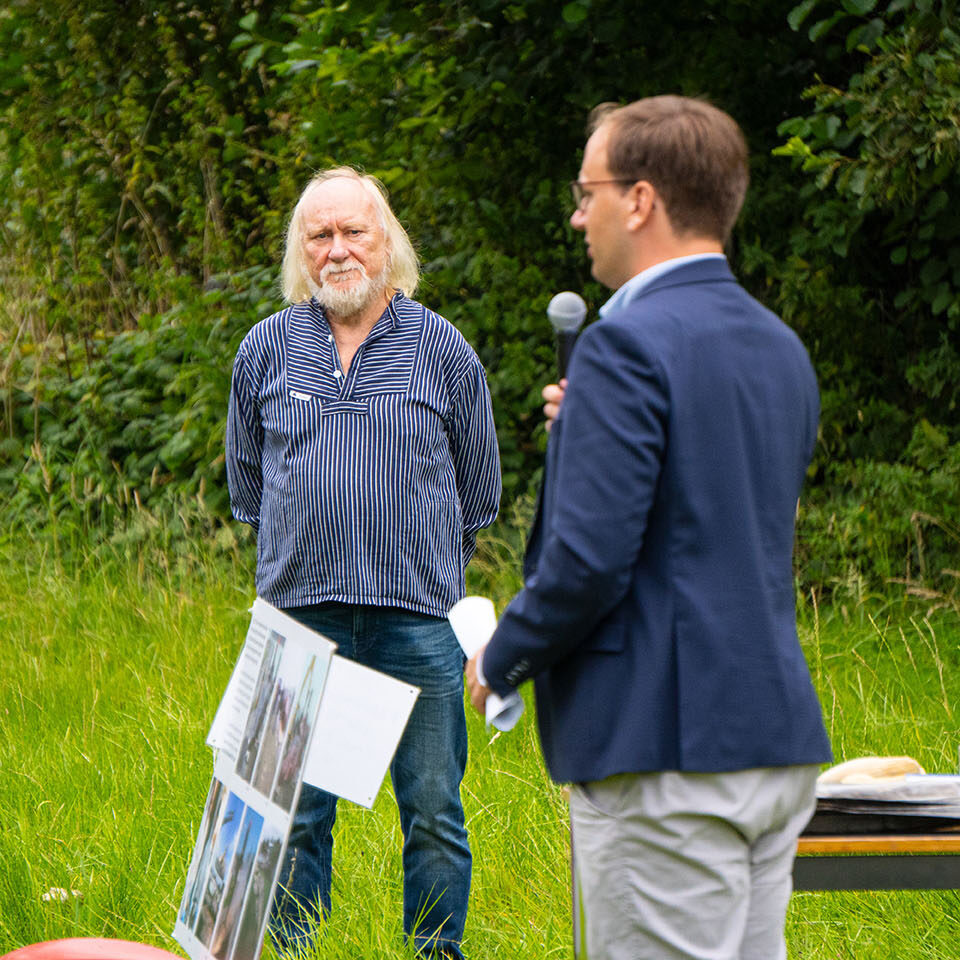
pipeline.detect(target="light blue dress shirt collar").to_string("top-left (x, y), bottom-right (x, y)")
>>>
top-left (599, 253), bottom-right (727, 319)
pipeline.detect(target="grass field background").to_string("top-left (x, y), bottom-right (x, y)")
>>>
top-left (3, 532), bottom-right (960, 958)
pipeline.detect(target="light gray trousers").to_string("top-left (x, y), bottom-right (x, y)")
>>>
top-left (569, 765), bottom-right (819, 960)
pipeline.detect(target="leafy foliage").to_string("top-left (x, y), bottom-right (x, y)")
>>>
top-left (1, 267), bottom-right (276, 556)
top-left (0, 1), bottom-right (301, 333)
top-left (739, 0), bottom-right (960, 591)
top-left (2, 0), bottom-right (959, 594)
top-left (756, 0), bottom-right (960, 454)
top-left (1, 0), bottom-right (819, 523)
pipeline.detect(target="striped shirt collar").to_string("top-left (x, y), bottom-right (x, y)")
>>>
top-left (306, 289), bottom-right (404, 343)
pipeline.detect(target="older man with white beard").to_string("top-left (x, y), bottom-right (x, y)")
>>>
top-left (225, 167), bottom-right (501, 959)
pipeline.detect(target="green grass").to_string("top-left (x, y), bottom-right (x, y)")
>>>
top-left (3, 533), bottom-right (960, 958)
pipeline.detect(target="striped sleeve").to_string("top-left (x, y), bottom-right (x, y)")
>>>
top-left (225, 343), bottom-right (264, 532)
top-left (448, 354), bottom-right (502, 566)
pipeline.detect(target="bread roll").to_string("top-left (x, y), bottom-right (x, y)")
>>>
top-left (817, 755), bottom-right (924, 784)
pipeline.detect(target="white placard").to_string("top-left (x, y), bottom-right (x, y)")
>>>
top-left (302, 655), bottom-right (420, 808)
top-left (176, 598), bottom-right (422, 960)
top-left (175, 598), bottom-right (338, 960)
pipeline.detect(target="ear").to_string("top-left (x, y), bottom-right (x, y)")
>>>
top-left (625, 181), bottom-right (657, 232)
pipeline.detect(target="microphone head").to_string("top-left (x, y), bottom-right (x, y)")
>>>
top-left (546, 291), bottom-right (587, 333)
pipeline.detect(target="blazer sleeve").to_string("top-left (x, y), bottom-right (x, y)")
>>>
top-left (482, 317), bottom-right (669, 693)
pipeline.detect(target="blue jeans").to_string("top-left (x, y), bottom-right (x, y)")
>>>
top-left (271, 604), bottom-right (470, 959)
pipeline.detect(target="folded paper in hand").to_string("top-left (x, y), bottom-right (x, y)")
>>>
top-left (448, 596), bottom-right (524, 732)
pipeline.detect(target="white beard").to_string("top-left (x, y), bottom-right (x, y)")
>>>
top-left (309, 259), bottom-right (391, 318)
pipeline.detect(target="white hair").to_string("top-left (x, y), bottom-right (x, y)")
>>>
top-left (280, 167), bottom-right (420, 303)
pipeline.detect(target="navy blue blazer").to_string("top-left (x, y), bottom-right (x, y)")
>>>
top-left (482, 259), bottom-right (832, 784)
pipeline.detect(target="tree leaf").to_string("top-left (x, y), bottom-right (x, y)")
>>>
top-left (242, 43), bottom-right (265, 70)
top-left (788, 0), bottom-right (821, 32)
top-left (562, 2), bottom-right (589, 24)
top-left (920, 258), bottom-right (947, 287)
top-left (931, 283), bottom-right (953, 315)
top-left (840, 0), bottom-right (878, 15)
top-left (847, 18), bottom-right (885, 50)
top-left (809, 12), bottom-right (847, 40)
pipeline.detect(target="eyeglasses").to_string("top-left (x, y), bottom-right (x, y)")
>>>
top-left (568, 179), bottom-right (637, 209)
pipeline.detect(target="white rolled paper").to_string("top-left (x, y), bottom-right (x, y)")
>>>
top-left (448, 596), bottom-right (525, 731)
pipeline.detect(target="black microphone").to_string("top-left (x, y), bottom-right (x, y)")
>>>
top-left (546, 291), bottom-right (587, 379)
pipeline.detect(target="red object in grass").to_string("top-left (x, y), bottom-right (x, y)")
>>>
top-left (0, 940), bottom-right (183, 960)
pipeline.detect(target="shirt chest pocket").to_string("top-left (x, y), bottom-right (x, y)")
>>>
top-left (269, 391), bottom-right (369, 452)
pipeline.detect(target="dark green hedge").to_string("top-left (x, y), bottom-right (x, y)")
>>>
top-left (2, 0), bottom-right (959, 597)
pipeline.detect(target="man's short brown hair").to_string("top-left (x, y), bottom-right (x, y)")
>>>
top-left (589, 96), bottom-right (749, 245)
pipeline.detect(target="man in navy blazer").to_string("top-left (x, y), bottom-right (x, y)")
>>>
top-left (467, 96), bottom-right (831, 959)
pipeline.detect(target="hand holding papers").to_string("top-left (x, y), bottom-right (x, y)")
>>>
top-left (449, 596), bottom-right (524, 732)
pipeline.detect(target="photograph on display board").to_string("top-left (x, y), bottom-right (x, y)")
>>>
top-left (193, 790), bottom-right (244, 947)
top-left (272, 653), bottom-right (326, 811)
top-left (231, 825), bottom-right (285, 960)
top-left (177, 787), bottom-right (285, 960)
top-left (250, 641), bottom-right (314, 799)
top-left (210, 805), bottom-right (264, 960)
top-left (179, 778), bottom-right (226, 931)
top-left (235, 631), bottom-right (284, 782)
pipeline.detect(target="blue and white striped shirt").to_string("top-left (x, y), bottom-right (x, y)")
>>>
top-left (226, 292), bottom-right (501, 617)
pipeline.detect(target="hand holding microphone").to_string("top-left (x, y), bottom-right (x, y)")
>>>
top-left (542, 380), bottom-right (566, 432)
top-left (547, 291), bottom-right (587, 379)
top-left (543, 291), bottom-right (586, 429)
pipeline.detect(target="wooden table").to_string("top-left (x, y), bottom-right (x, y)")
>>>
top-left (794, 834), bottom-right (960, 890)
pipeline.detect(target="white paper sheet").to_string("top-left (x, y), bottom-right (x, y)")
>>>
top-left (302, 655), bottom-right (420, 808)
top-left (817, 774), bottom-right (960, 802)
